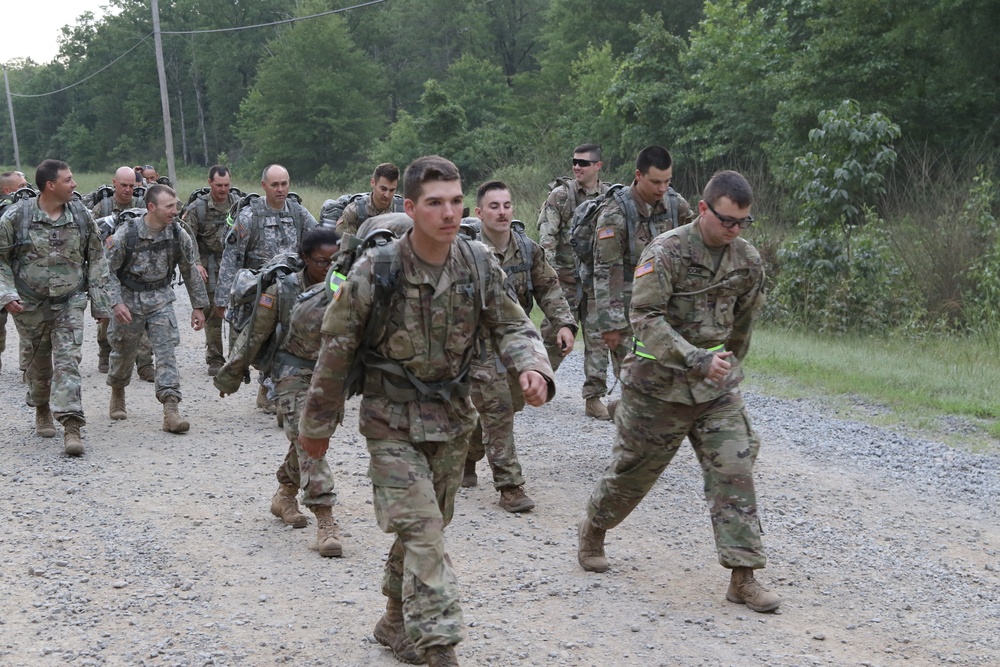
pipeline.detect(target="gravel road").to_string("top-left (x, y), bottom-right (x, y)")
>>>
top-left (2, 291), bottom-right (998, 667)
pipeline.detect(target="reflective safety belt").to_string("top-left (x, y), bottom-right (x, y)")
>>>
top-left (633, 338), bottom-right (724, 360)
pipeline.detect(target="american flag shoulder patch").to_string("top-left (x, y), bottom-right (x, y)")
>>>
top-left (258, 294), bottom-right (275, 309)
top-left (597, 227), bottom-right (615, 240)
top-left (105, 236), bottom-right (115, 250)
top-left (634, 260), bottom-right (654, 278)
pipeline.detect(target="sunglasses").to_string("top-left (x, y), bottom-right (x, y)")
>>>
top-left (705, 200), bottom-right (754, 229)
top-left (572, 158), bottom-right (596, 167)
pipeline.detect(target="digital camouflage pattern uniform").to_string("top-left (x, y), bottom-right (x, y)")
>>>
top-left (214, 271), bottom-right (336, 508)
top-left (585, 220), bottom-right (769, 569)
top-left (0, 199), bottom-right (110, 424)
top-left (537, 178), bottom-right (612, 398)
top-left (299, 231), bottom-right (554, 651)
top-left (468, 230), bottom-right (575, 489)
top-left (182, 191), bottom-right (240, 368)
top-left (105, 216), bottom-right (208, 402)
top-left (93, 196), bottom-right (153, 372)
top-left (591, 183), bottom-right (693, 373)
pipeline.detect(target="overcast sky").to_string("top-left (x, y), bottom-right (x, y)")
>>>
top-left (1, 0), bottom-right (117, 64)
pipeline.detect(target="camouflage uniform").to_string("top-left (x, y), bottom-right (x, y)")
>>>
top-left (334, 193), bottom-right (404, 237)
top-left (299, 231), bottom-right (554, 651)
top-left (182, 191), bottom-right (239, 367)
top-left (0, 199), bottom-right (110, 423)
top-left (591, 183), bottom-right (693, 373)
top-left (468, 231), bottom-right (575, 489)
top-left (214, 271), bottom-right (336, 507)
top-left (585, 220), bottom-right (769, 569)
top-left (105, 216), bottom-right (208, 402)
top-left (537, 178), bottom-right (613, 398)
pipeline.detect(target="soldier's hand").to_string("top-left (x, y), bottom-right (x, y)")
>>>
top-left (556, 327), bottom-right (575, 356)
top-left (191, 309), bottom-right (205, 331)
top-left (197, 265), bottom-right (208, 282)
top-left (299, 435), bottom-right (330, 459)
top-left (519, 370), bottom-right (548, 407)
top-left (601, 330), bottom-right (623, 350)
top-left (113, 303), bottom-right (132, 324)
top-left (706, 351), bottom-right (733, 384)
top-left (4, 300), bottom-right (24, 314)
top-left (213, 305), bottom-right (226, 319)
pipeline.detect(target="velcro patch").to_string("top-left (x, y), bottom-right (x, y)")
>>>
top-left (258, 294), bottom-right (275, 309)
top-left (105, 236), bottom-right (115, 250)
top-left (634, 260), bottom-right (654, 278)
top-left (238, 223), bottom-right (249, 239)
top-left (333, 285), bottom-right (344, 301)
top-left (597, 227), bottom-right (615, 240)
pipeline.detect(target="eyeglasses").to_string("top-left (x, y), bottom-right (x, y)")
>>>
top-left (705, 200), bottom-right (754, 229)
top-left (572, 158), bottom-right (596, 167)
top-left (307, 255), bottom-right (333, 268)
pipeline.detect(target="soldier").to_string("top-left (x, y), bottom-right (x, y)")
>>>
top-left (92, 166), bottom-right (154, 379)
top-left (462, 181), bottom-right (576, 513)
top-left (590, 145), bottom-right (693, 411)
top-left (105, 184), bottom-right (208, 433)
top-left (141, 165), bottom-right (159, 185)
top-left (0, 159), bottom-right (111, 456)
top-left (537, 143), bottom-right (615, 420)
top-left (182, 165), bottom-right (241, 376)
top-left (333, 162), bottom-right (403, 236)
top-left (215, 227), bottom-right (343, 556)
top-left (298, 156), bottom-right (555, 666)
top-left (214, 164), bottom-right (317, 413)
top-left (0, 170), bottom-right (31, 375)
top-left (578, 170), bottom-right (781, 614)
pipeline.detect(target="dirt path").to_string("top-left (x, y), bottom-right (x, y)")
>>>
top-left (1, 295), bottom-right (998, 666)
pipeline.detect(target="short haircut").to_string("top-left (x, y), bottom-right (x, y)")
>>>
top-left (0, 171), bottom-right (22, 191)
top-left (209, 165), bottom-right (230, 181)
top-left (261, 164), bottom-right (287, 182)
top-left (35, 159), bottom-right (70, 192)
top-left (574, 143), bottom-right (601, 161)
top-left (372, 162), bottom-right (400, 183)
top-left (403, 156), bottom-right (461, 203)
top-left (635, 145), bottom-right (672, 175)
top-left (702, 170), bottom-right (753, 208)
top-left (144, 183), bottom-right (176, 207)
top-left (299, 226), bottom-right (341, 257)
top-left (476, 180), bottom-right (509, 207)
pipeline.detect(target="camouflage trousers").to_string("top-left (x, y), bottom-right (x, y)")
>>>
top-left (586, 385), bottom-right (767, 569)
top-left (1, 308), bottom-right (32, 374)
top-left (468, 355), bottom-right (525, 489)
top-left (98, 317), bottom-right (153, 371)
top-left (12, 295), bottom-right (88, 424)
top-left (274, 374), bottom-right (336, 507)
top-left (203, 291), bottom-right (225, 367)
top-left (370, 435), bottom-right (469, 651)
top-left (107, 305), bottom-right (183, 403)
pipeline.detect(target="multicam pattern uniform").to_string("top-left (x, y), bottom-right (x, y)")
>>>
top-left (213, 271), bottom-right (336, 507)
top-left (105, 217), bottom-right (208, 402)
top-left (334, 194), bottom-right (403, 237)
top-left (0, 200), bottom-right (110, 423)
top-left (299, 232), bottom-right (554, 651)
top-left (469, 232), bottom-right (575, 489)
top-left (537, 178), bottom-right (612, 398)
top-left (214, 199), bottom-right (317, 307)
top-left (591, 184), bottom-right (693, 370)
top-left (585, 220), bottom-right (769, 569)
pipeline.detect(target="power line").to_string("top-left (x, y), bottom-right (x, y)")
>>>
top-left (161, 0), bottom-right (386, 35)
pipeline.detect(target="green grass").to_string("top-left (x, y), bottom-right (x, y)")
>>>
top-left (744, 326), bottom-right (1000, 452)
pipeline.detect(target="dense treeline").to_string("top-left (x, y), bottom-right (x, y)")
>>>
top-left (2, 0), bottom-right (999, 335)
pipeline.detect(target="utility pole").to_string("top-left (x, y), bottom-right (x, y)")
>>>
top-left (151, 0), bottom-right (177, 185)
top-left (3, 65), bottom-right (21, 171)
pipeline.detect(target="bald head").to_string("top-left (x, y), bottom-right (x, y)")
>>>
top-left (112, 166), bottom-right (137, 205)
top-left (261, 164), bottom-right (290, 209)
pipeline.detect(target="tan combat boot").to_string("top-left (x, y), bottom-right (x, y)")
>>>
top-left (374, 597), bottom-right (425, 664)
top-left (499, 485), bottom-right (535, 513)
top-left (585, 397), bottom-right (610, 421)
top-left (137, 364), bottom-right (155, 382)
top-left (270, 484), bottom-right (308, 528)
top-left (97, 350), bottom-right (110, 374)
top-left (310, 505), bottom-right (343, 557)
top-left (63, 417), bottom-right (84, 457)
top-left (606, 399), bottom-right (619, 421)
top-left (35, 404), bottom-right (56, 438)
top-left (424, 644), bottom-right (459, 667)
top-left (256, 384), bottom-right (277, 414)
top-left (109, 386), bottom-right (127, 420)
top-left (726, 567), bottom-right (782, 612)
top-left (578, 519), bottom-right (609, 572)
top-left (161, 396), bottom-right (190, 433)
top-left (461, 459), bottom-right (477, 488)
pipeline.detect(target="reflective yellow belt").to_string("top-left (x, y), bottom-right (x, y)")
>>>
top-left (633, 338), bottom-right (723, 360)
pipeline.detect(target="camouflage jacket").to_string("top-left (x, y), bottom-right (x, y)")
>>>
top-left (298, 231), bottom-right (555, 443)
top-left (335, 193), bottom-right (403, 237)
top-left (214, 199), bottom-right (317, 306)
top-left (592, 183), bottom-right (693, 335)
top-left (622, 221), bottom-right (766, 405)
top-left (0, 199), bottom-right (111, 316)
top-left (105, 216), bottom-right (209, 315)
top-left (92, 195), bottom-right (144, 221)
top-left (182, 192), bottom-right (240, 262)
top-left (536, 178), bottom-right (610, 277)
